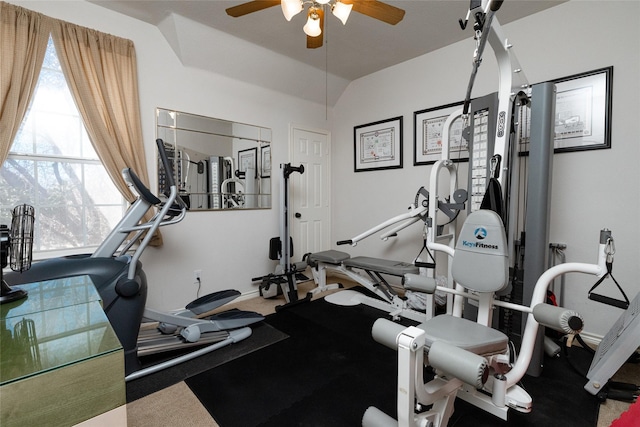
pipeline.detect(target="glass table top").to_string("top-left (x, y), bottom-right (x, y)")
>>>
top-left (1, 275), bottom-right (102, 320)
top-left (0, 276), bottom-right (121, 385)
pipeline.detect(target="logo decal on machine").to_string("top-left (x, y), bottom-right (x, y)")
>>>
top-left (497, 111), bottom-right (506, 137)
top-left (461, 226), bottom-right (499, 250)
top-left (474, 227), bottom-right (487, 240)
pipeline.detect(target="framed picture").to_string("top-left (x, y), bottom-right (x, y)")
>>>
top-left (551, 66), bottom-right (612, 153)
top-left (413, 101), bottom-right (468, 165)
top-left (354, 116), bottom-right (403, 172)
top-left (260, 145), bottom-right (271, 178)
top-left (238, 147), bottom-right (257, 179)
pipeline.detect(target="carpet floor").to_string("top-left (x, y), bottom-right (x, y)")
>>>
top-left (185, 297), bottom-right (600, 427)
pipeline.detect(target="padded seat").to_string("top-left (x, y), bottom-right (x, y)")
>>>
top-left (419, 314), bottom-right (508, 356)
top-left (308, 250), bottom-right (350, 265)
top-left (344, 257), bottom-right (419, 277)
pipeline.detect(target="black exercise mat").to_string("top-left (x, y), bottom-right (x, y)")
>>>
top-left (186, 297), bottom-right (600, 426)
top-left (126, 321), bottom-right (288, 402)
top-left (450, 342), bottom-right (600, 426)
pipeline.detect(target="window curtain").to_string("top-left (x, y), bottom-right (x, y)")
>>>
top-left (0, 2), bottom-right (51, 163)
top-left (1, 2), bottom-right (162, 246)
top-left (50, 19), bottom-right (162, 246)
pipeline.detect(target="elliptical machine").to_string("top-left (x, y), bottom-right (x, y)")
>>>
top-left (4, 138), bottom-right (263, 380)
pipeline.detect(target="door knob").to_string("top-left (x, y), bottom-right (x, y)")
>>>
top-left (295, 212), bottom-right (301, 218)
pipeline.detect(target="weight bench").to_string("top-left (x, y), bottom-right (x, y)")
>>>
top-left (306, 250), bottom-right (426, 322)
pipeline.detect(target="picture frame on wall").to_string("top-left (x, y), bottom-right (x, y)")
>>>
top-left (354, 116), bottom-right (403, 172)
top-left (260, 145), bottom-right (271, 178)
top-left (238, 147), bottom-right (257, 179)
top-left (551, 66), bottom-right (612, 153)
top-left (413, 101), bottom-right (468, 165)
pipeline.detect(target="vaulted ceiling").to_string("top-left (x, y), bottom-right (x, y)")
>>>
top-left (89, 1), bottom-right (565, 105)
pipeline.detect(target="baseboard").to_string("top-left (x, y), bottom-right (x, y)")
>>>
top-left (578, 331), bottom-right (604, 348)
top-left (237, 289), bottom-right (261, 302)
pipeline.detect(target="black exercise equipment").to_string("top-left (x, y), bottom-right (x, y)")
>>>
top-left (253, 163), bottom-right (311, 310)
top-left (4, 139), bottom-right (263, 380)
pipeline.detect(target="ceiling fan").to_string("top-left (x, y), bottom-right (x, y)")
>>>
top-left (226, 0), bottom-right (405, 49)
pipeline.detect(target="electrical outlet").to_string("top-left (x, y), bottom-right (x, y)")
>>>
top-left (193, 269), bottom-right (202, 283)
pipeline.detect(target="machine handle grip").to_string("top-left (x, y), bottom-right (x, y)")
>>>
top-left (414, 261), bottom-right (436, 269)
top-left (336, 240), bottom-right (352, 246)
top-left (290, 165), bottom-right (304, 174)
top-left (156, 138), bottom-right (176, 188)
top-left (463, 99), bottom-right (471, 115)
top-left (124, 168), bottom-right (162, 206)
top-left (588, 293), bottom-right (629, 310)
top-left (490, 0), bottom-right (504, 12)
top-left (284, 163), bottom-right (305, 178)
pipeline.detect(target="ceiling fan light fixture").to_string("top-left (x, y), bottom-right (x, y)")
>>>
top-left (281, 0), bottom-right (303, 21)
top-left (331, 1), bottom-right (352, 25)
top-left (303, 10), bottom-right (322, 37)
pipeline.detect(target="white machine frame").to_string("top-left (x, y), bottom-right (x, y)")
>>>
top-left (308, 248), bottom-right (426, 323)
top-left (361, 1), bottom-right (623, 425)
top-left (363, 221), bottom-right (609, 427)
top-left (310, 155), bottom-right (466, 323)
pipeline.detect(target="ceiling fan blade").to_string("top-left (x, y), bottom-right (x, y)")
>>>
top-left (345, 0), bottom-right (405, 25)
top-left (307, 8), bottom-right (324, 49)
top-left (226, 0), bottom-right (280, 18)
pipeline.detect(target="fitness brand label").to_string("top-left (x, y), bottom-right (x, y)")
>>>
top-left (497, 111), bottom-right (506, 137)
top-left (461, 225), bottom-right (502, 252)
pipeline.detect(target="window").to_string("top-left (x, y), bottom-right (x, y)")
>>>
top-left (0, 36), bottom-right (125, 254)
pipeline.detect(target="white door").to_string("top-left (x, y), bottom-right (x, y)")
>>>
top-left (290, 126), bottom-right (331, 259)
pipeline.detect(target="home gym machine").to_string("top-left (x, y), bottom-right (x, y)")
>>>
top-left (363, 0), bottom-right (629, 425)
top-left (253, 163), bottom-right (311, 310)
top-left (4, 138), bottom-right (264, 381)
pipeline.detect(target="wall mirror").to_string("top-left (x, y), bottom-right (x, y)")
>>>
top-left (156, 108), bottom-right (271, 211)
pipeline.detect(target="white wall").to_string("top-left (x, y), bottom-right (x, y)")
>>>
top-left (332, 0), bottom-right (640, 338)
top-left (10, 0), bottom-right (332, 311)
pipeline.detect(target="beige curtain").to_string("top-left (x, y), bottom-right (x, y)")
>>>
top-left (0, 2), bottom-right (52, 163)
top-left (51, 20), bottom-right (162, 246)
